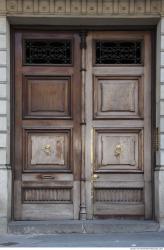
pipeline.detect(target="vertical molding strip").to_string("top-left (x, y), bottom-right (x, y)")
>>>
top-left (98, 0), bottom-right (103, 14)
top-left (146, 0), bottom-right (151, 13)
top-left (0, 0), bottom-right (6, 13)
top-left (114, 0), bottom-right (119, 14)
top-left (33, 0), bottom-right (39, 12)
top-left (17, 0), bottom-right (23, 12)
top-left (162, 0), bottom-right (164, 12)
top-left (129, 0), bottom-right (135, 14)
top-left (50, 0), bottom-right (55, 13)
top-left (66, 0), bottom-right (71, 13)
top-left (79, 31), bottom-right (87, 220)
top-left (82, 0), bottom-right (87, 14)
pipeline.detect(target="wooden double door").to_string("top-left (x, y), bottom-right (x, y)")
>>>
top-left (13, 30), bottom-right (152, 220)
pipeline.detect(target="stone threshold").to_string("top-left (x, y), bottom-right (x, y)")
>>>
top-left (8, 220), bottom-right (160, 234)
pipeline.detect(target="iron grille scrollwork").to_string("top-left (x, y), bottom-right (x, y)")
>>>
top-left (95, 40), bottom-right (142, 64)
top-left (25, 39), bottom-right (72, 65)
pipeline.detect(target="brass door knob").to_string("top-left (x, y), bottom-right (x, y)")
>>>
top-left (42, 144), bottom-right (51, 156)
top-left (114, 144), bottom-right (123, 158)
top-left (92, 174), bottom-right (99, 181)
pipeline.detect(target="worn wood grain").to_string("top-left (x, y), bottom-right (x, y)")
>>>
top-left (86, 31), bottom-right (152, 219)
top-left (13, 31), bottom-right (81, 220)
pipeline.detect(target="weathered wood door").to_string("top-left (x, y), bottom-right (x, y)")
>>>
top-left (85, 31), bottom-right (152, 219)
top-left (13, 31), bottom-right (81, 220)
top-left (13, 30), bottom-right (152, 220)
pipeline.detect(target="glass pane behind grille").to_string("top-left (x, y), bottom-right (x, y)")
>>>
top-left (25, 40), bottom-right (72, 65)
top-left (95, 41), bottom-right (142, 64)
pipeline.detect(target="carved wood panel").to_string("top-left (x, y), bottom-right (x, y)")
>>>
top-left (94, 129), bottom-right (143, 171)
top-left (23, 76), bottom-right (72, 118)
top-left (95, 188), bottom-right (143, 203)
top-left (93, 76), bottom-right (144, 119)
top-left (23, 129), bottom-right (71, 171)
top-left (31, 135), bottom-right (65, 165)
top-left (23, 187), bottom-right (72, 203)
top-left (101, 81), bottom-right (136, 111)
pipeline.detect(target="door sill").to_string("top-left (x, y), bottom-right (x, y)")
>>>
top-left (8, 219), bottom-right (159, 234)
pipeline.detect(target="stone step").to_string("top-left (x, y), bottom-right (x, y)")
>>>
top-left (8, 220), bottom-right (159, 234)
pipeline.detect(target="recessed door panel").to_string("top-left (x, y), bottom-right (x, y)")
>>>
top-left (23, 76), bottom-right (72, 118)
top-left (24, 129), bottom-right (71, 171)
top-left (93, 76), bottom-right (143, 119)
top-left (94, 129), bottom-right (143, 171)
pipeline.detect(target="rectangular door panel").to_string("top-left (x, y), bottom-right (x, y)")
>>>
top-left (23, 75), bottom-right (72, 119)
top-left (93, 173), bottom-right (144, 217)
top-left (94, 128), bottom-right (143, 171)
top-left (24, 128), bottom-right (72, 171)
top-left (21, 180), bottom-right (74, 220)
top-left (93, 76), bottom-right (144, 119)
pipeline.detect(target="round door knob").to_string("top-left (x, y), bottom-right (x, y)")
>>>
top-left (92, 174), bottom-right (99, 180)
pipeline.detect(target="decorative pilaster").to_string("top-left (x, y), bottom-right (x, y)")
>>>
top-left (154, 18), bottom-right (164, 230)
top-left (0, 16), bottom-right (11, 233)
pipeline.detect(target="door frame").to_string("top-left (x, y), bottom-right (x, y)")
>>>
top-left (10, 25), bottom-right (156, 220)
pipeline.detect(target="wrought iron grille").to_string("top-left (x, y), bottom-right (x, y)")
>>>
top-left (25, 40), bottom-right (72, 64)
top-left (95, 41), bottom-right (142, 64)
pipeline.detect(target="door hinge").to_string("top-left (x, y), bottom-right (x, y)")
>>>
top-left (154, 127), bottom-right (160, 151)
